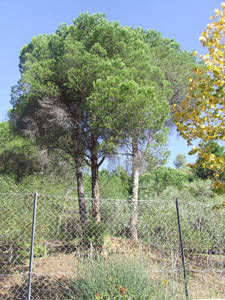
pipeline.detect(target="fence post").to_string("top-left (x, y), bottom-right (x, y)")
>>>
top-left (27, 191), bottom-right (38, 300)
top-left (175, 198), bottom-right (189, 300)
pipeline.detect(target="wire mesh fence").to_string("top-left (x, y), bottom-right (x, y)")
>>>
top-left (0, 192), bottom-right (224, 299)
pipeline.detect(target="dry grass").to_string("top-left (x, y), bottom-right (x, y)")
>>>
top-left (1, 236), bottom-right (224, 299)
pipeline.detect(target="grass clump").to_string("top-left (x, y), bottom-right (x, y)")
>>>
top-left (67, 256), bottom-right (167, 300)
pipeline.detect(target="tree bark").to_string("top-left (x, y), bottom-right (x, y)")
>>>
top-left (75, 158), bottom-right (87, 229)
top-left (130, 137), bottom-right (139, 241)
top-left (91, 153), bottom-right (101, 222)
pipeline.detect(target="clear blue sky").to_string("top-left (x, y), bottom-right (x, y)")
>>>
top-left (0, 0), bottom-right (222, 167)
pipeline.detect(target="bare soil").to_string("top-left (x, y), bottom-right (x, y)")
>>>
top-left (1, 237), bottom-right (224, 299)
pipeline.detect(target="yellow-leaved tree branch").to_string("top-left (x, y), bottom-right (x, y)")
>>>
top-left (174, 3), bottom-right (225, 193)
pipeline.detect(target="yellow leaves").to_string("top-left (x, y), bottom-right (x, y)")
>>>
top-left (201, 53), bottom-right (210, 63)
top-left (213, 179), bottom-right (221, 188)
top-left (199, 37), bottom-right (206, 43)
top-left (202, 31), bottom-right (207, 38)
top-left (215, 113), bottom-right (222, 118)
top-left (209, 153), bottom-right (216, 162)
top-left (173, 2), bottom-right (225, 193)
top-left (214, 8), bottom-right (223, 21)
top-left (210, 103), bottom-right (216, 109)
top-left (188, 146), bottom-right (198, 155)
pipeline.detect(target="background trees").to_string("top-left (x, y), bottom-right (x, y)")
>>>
top-left (0, 122), bottom-right (41, 180)
top-left (173, 153), bottom-right (187, 169)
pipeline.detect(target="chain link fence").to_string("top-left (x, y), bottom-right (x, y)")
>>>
top-left (0, 192), bottom-right (224, 299)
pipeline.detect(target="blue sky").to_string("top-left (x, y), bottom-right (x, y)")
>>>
top-left (0, 0), bottom-right (222, 167)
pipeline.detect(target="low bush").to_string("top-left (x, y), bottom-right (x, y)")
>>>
top-left (67, 256), bottom-right (167, 300)
top-left (82, 220), bottom-right (108, 255)
top-left (93, 285), bottom-right (145, 299)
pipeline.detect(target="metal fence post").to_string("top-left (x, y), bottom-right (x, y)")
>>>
top-left (27, 191), bottom-right (38, 300)
top-left (175, 198), bottom-right (189, 300)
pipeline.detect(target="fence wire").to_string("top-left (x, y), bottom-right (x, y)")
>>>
top-left (0, 192), bottom-right (224, 299)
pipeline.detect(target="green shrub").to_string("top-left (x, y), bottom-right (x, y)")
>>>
top-left (99, 168), bottom-right (130, 200)
top-left (100, 199), bottom-right (130, 237)
top-left (83, 220), bottom-right (108, 249)
top-left (93, 284), bottom-right (145, 299)
top-left (137, 185), bottom-right (225, 255)
top-left (139, 167), bottom-right (189, 197)
top-left (67, 256), bottom-right (167, 300)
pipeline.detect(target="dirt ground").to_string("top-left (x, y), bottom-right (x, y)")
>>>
top-left (1, 237), bottom-right (224, 299)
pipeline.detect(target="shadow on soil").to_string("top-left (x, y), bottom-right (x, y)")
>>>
top-left (0, 274), bottom-right (71, 300)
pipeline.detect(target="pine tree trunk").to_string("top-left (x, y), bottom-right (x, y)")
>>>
top-left (75, 158), bottom-right (87, 229)
top-left (91, 154), bottom-right (101, 222)
top-left (130, 138), bottom-right (139, 241)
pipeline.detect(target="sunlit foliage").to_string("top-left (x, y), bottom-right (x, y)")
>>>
top-left (174, 3), bottom-right (225, 193)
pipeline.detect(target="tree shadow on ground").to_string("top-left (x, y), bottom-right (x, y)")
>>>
top-left (0, 274), bottom-right (71, 300)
